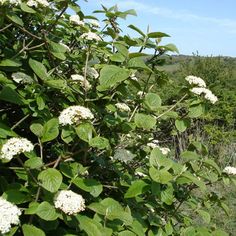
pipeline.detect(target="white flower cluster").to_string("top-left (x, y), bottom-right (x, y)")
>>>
top-left (71, 74), bottom-right (91, 90)
top-left (0, 0), bottom-right (22, 5)
top-left (147, 140), bottom-right (170, 155)
top-left (137, 91), bottom-right (146, 97)
top-left (58, 105), bottom-right (94, 126)
top-left (0, 137), bottom-right (34, 161)
top-left (147, 139), bottom-right (159, 149)
top-left (190, 87), bottom-right (218, 104)
top-left (130, 73), bottom-right (138, 81)
top-left (12, 72), bottom-right (33, 84)
top-left (89, 19), bottom-right (100, 28)
top-left (69, 15), bottom-right (84, 26)
top-left (54, 190), bottom-right (85, 215)
top-left (0, 197), bottom-right (21, 234)
top-left (185, 75), bottom-right (206, 87)
top-left (223, 166), bottom-right (236, 175)
top-left (83, 67), bottom-right (99, 79)
top-left (27, 0), bottom-right (49, 7)
top-left (81, 32), bottom-right (101, 41)
top-left (115, 103), bottom-right (131, 112)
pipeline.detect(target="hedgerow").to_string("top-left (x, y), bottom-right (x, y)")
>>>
top-left (0, 1), bottom-right (235, 235)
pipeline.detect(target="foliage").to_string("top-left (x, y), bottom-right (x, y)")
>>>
top-left (0, 1), bottom-right (235, 235)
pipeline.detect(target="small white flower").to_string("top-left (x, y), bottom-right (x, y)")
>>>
top-left (147, 140), bottom-right (159, 149)
top-left (9, 0), bottom-right (21, 5)
top-left (27, 0), bottom-right (38, 7)
top-left (89, 19), bottom-right (100, 28)
top-left (80, 32), bottom-right (101, 41)
top-left (0, 137), bottom-right (34, 161)
top-left (70, 15), bottom-right (84, 26)
top-left (115, 103), bottom-right (131, 112)
top-left (185, 75), bottom-right (206, 87)
top-left (190, 87), bottom-right (218, 104)
top-left (36, 0), bottom-right (49, 6)
top-left (137, 91), bottom-right (146, 97)
top-left (71, 74), bottom-right (91, 90)
top-left (83, 67), bottom-right (99, 79)
top-left (159, 147), bottom-right (170, 155)
top-left (223, 166), bottom-right (236, 175)
top-left (0, 197), bottom-right (21, 234)
top-left (130, 73), bottom-right (138, 81)
top-left (54, 190), bottom-right (85, 215)
top-left (58, 105), bottom-right (94, 126)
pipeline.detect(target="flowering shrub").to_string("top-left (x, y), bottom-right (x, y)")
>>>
top-left (0, 1), bottom-right (235, 235)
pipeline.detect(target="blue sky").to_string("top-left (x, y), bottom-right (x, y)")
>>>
top-left (78, 0), bottom-right (236, 57)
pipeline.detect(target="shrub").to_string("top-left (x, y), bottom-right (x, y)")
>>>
top-left (0, 1), bottom-right (235, 235)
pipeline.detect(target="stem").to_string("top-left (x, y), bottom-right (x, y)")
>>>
top-left (38, 138), bottom-right (43, 160)
top-left (11, 114), bottom-right (30, 130)
top-left (16, 157), bottom-right (38, 185)
top-left (18, 26), bottom-right (42, 40)
top-left (0, 23), bottom-right (12, 32)
top-left (156, 94), bottom-right (187, 120)
top-left (53, 155), bottom-right (62, 168)
top-left (47, 3), bottom-right (68, 32)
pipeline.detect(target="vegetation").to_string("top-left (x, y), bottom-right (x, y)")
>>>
top-left (0, 1), bottom-right (235, 235)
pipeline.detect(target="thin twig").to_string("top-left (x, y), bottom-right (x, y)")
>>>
top-left (53, 155), bottom-right (62, 168)
top-left (0, 23), bottom-right (12, 32)
top-left (19, 26), bottom-right (42, 40)
top-left (38, 138), bottom-right (43, 160)
top-left (156, 94), bottom-right (188, 120)
top-left (11, 114), bottom-right (30, 130)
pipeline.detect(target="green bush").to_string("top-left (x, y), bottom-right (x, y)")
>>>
top-left (0, 1), bottom-right (235, 235)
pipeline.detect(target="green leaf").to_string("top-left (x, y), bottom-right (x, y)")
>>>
top-left (128, 24), bottom-right (145, 37)
top-left (148, 32), bottom-right (170, 38)
top-left (189, 104), bottom-right (205, 118)
top-left (181, 172), bottom-right (206, 191)
top-left (2, 190), bottom-right (30, 204)
top-left (30, 123), bottom-right (43, 137)
top-left (88, 198), bottom-right (133, 225)
top-left (113, 148), bottom-right (135, 163)
top-left (48, 40), bottom-right (67, 53)
top-left (150, 148), bottom-right (173, 169)
top-left (163, 44), bottom-right (179, 53)
top-left (0, 122), bottom-right (16, 138)
top-left (38, 168), bottom-right (62, 193)
top-left (24, 202), bottom-right (40, 215)
top-left (118, 231), bottom-right (136, 236)
top-left (114, 42), bottom-right (129, 57)
top-left (0, 86), bottom-right (24, 105)
top-left (41, 118), bottom-right (59, 143)
top-left (175, 119), bottom-right (189, 132)
top-left (98, 65), bottom-right (130, 90)
top-left (144, 93), bottom-right (162, 111)
top-left (36, 201), bottom-right (58, 221)
top-left (197, 210), bottom-right (211, 224)
top-left (0, 59), bottom-right (22, 67)
top-left (89, 136), bottom-right (110, 150)
top-left (24, 157), bottom-right (43, 169)
top-left (29, 59), bottom-right (51, 81)
top-left (109, 53), bottom-right (126, 62)
top-left (180, 151), bottom-right (200, 162)
top-left (73, 177), bottom-right (103, 197)
top-left (212, 229), bottom-right (229, 236)
top-left (161, 185), bottom-right (174, 205)
top-left (75, 123), bottom-right (93, 142)
top-left (77, 215), bottom-right (105, 236)
top-left (22, 224), bottom-right (45, 236)
top-left (60, 162), bottom-right (79, 179)
top-left (124, 180), bottom-right (149, 198)
top-left (149, 167), bottom-right (173, 184)
top-left (128, 57), bottom-right (152, 72)
top-left (44, 79), bottom-right (67, 89)
top-left (7, 13), bottom-right (24, 26)
top-left (20, 2), bottom-right (36, 13)
top-left (134, 113), bottom-right (156, 130)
